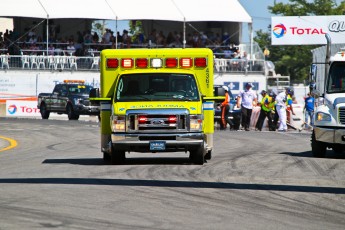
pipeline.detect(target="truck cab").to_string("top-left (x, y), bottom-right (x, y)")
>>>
top-left (92, 48), bottom-right (219, 165)
top-left (311, 35), bottom-right (345, 157)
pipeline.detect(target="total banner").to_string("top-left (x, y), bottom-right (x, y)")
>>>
top-left (271, 16), bottom-right (345, 45)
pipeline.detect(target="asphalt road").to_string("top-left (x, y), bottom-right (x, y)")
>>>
top-left (0, 117), bottom-right (345, 230)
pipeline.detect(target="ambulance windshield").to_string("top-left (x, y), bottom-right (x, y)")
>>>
top-left (115, 73), bottom-right (199, 101)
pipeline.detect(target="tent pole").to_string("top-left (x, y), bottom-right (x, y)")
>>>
top-left (46, 15), bottom-right (49, 55)
top-left (183, 18), bottom-right (186, 48)
top-left (115, 16), bottom-right (118, 49)
top-left (249, 22), bottom-right (253, 60)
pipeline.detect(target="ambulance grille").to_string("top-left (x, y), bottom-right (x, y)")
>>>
top-left (128, 114), bottom-right (187, 131)
top-left (339, 107), bottom-right (345, 124)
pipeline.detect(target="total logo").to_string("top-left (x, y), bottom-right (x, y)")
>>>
top-left (273, 23), bottom-right (287, 38)
top-left (273, 23), bottom-right (326, 38)
top-left (7, 104), bottom-right (17, 114)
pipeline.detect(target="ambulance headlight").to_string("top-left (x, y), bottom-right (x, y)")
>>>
top-left (111, 115), bottom-right (126, 132)
top-left (190, 115), bottom-right (202, 131)
top-left (316, 112), bottom-right (331, 122)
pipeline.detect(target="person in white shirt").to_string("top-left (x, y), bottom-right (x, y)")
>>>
top-left (275, 88), bottom-right (291, 132)
top-left (236, 82), bottom-right (258, 131)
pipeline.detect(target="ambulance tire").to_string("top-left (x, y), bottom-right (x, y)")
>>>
top-left (311, 131), bottom-right (326, 158)
top-left (204, 150), bottom-right (212, 160)
top-left (40, 103), bottom-right (50, 119)
top-left (67, 104), bottom-right (79, 120)
top-left (111, 146), bottom-right (125, 165)
top-left (190, 143), bottom-right (205, 165)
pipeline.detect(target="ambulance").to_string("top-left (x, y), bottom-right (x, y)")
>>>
top-left (91, 48), bottom-right (219, 165)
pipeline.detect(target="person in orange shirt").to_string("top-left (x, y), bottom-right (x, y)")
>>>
top-left (220, 86), bottom-right (233, 130)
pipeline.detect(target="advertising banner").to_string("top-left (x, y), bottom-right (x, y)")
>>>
top-left (271, 16), bottom-right (345, 45)
top-left (6, 100), bottom-right (40, 117)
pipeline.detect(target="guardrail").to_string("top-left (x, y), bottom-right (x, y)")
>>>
top-left (0, 54), bottom-right (265, 74)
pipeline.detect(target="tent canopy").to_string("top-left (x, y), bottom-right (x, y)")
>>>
top-left (0, 0), bottom-right (252, 23)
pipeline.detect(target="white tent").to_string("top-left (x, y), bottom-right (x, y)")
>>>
top-left (0, 0), bottom-right (251, 22)
top-left (0, 0), bottom-right (252, 49)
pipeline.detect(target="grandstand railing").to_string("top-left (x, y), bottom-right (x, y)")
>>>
top-left (0, 54), bottom-right (266, 74)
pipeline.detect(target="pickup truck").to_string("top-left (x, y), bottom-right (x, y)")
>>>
top-left (37, 80), bottom-right (100, 120)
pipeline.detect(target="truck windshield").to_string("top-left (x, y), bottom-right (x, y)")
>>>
top-left (327, 62), bottom-right (345, 93)
top-left (68, 84), bottom-right (94, 95)
top-left (115, 73), bottom-right (199, 101)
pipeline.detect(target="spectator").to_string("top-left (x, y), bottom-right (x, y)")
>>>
top-left (304, 92), bottom-right (315, 129)
top-left (275, 88), bottom-right (293, 132)
top-left (83, 30), bottom-right (92, 44)
top-left (92, 32), bottom-right (99, 43)
top-left (236, 82), bottom-right (258, 131)
top-left (66, 41), bottom-right (76, 55)
top-left (220, 86), bottom-right (233, 130)
top-left (102, 29), bottom-right (111, 43)
top-left (255, 90), bottom-right (275, 131)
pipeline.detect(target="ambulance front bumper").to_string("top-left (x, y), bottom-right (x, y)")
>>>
top-left (111, 132), bottom-right (203, 152)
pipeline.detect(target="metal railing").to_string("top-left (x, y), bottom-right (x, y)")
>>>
top-left (0, 54), bottom-right (265, 74)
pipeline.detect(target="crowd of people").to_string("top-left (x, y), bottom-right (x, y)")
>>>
top-left (0, 27), bottom-right (240, 57)
top-left (220, 84), bottom-right (316, 132)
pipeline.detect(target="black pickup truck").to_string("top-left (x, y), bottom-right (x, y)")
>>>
top-left (37, 80), bottom-right (100, 120)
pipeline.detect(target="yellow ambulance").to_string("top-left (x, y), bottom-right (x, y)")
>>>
top-left (91, 48), bottom-right (219, 165)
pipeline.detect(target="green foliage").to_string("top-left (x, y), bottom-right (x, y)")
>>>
top-left (129, 20), bottom-right (144, 43)
top-left (255, 0), bottom-right (345, 84)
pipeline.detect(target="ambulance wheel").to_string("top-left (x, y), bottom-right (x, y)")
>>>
top-left (190, 143), bottom-right (205, 165)
top-left (110, 146), bottom-right (125, 165)
top-left (311, 131), bottom-right (326, 158)
top-left (204, 150), bottom-right (212, 160)
top-left (40, 103), bottom-right (50, 119)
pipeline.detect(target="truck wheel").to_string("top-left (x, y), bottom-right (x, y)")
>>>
top-left (190, 143), bottom-right (205, 165)
top-left (40, 103), bottom-right (50, 119)
top-left (103, 152), bottom-right (110, 162)
top-left (110, 146), bottom-right (125, 165)
top-left (205, 150), bottom-right (212, 160)
top-left (311, 131), bottom-right (326, 158)
top-left (332, 145), bottom-right (344, 154)
top-left (67, 104), bottom-right (79, 120)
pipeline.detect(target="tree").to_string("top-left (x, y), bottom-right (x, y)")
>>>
top-left (254, 0), bottom-right (345, 84)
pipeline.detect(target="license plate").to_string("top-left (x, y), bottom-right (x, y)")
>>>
top-left (150, 141), bottom-right (166, 151)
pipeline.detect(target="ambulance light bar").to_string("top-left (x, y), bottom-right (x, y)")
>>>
top-left (106, 57), bottom-right (207, 69)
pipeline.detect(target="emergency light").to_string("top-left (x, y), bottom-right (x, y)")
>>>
top-left (121, 58), bottom-right (133, 68)
top-left (151, 58), bottom-right (163, 68)
top-left (180, 58), bottom-right (192, 68)
top-left (106, 58), bottom-right (119, 68)
top-left (106, 57), bottom-right (208, 69)
top-left (136, 58), bottom-right (148, 68)
top-left (194, 58), bottom-right (207, 67)
top-left (165, 58), bottom-right (178, 68)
